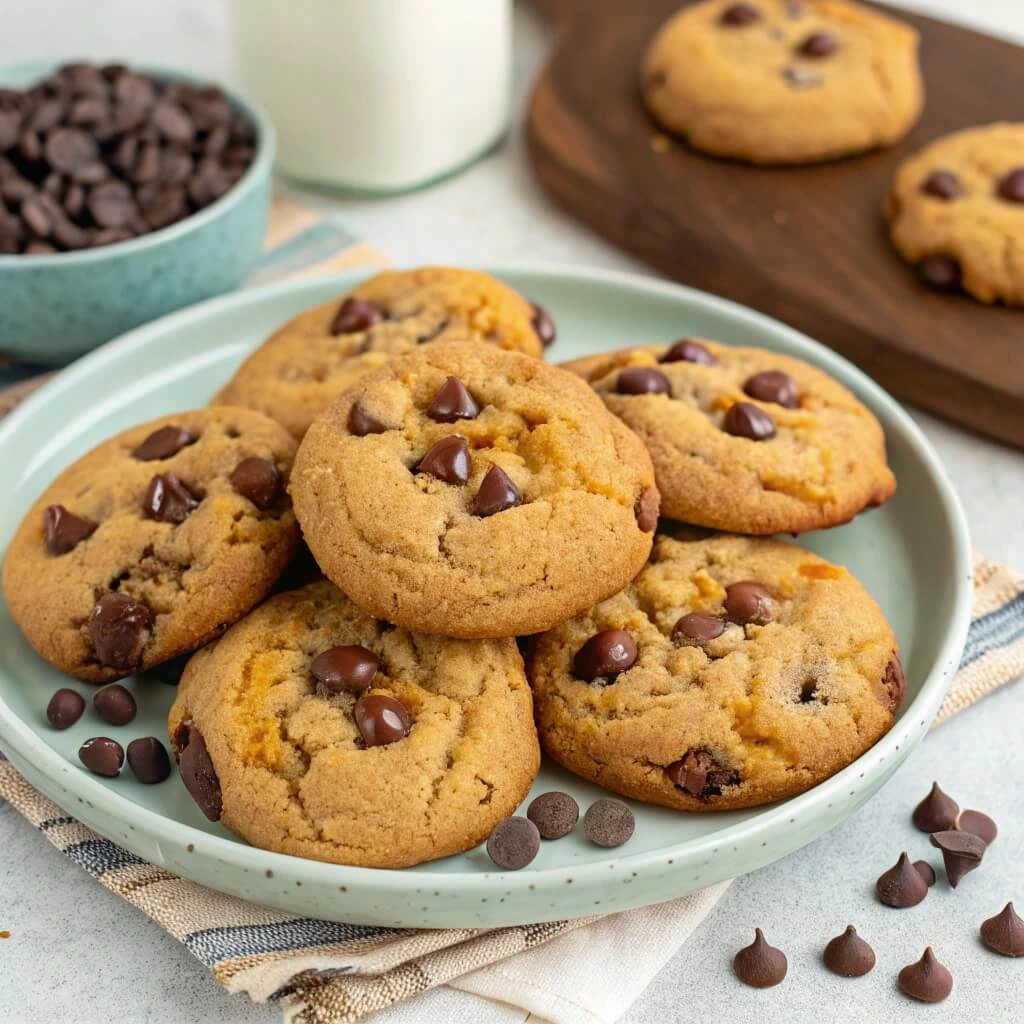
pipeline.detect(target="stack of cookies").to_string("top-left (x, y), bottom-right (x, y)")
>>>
top-left (2, 266), bottom-right (904, 869)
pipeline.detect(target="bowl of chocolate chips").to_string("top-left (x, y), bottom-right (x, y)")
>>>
top-left (0, 61), bottom-right (274, 361)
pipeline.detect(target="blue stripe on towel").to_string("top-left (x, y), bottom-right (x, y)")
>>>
top-left (64, 838), bottom-right (146, 875)
top-left (960, 592), bottom-right (1024, 668)
top-left (247, 220), bottom-right (359, 287)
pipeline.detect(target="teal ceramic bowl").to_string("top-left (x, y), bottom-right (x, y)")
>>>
top-left (0, 62), bottom-right (274, 363)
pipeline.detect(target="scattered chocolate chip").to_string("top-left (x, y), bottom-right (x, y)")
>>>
top-left (486, 816), bottom-right (540, 870)
top-left (720, 3), bottom-right (761, 26)
top-left (43, 504), bottom-right (98, 555)
top-left (634, 485), bottom-right (659, 532)
top-left (997, 168), bottom-right (1024, 204)
top-left (883, 656), bottom-right (905, 712)
top-left (93, 684), bottom-right (137, 726)
top-left (930, 829), bottom-right (986, 887)
top-left (79, 736), bottom-right (124, 777)
top-left (348, 403), bottom-right (389, 436)
top-left (660, 338), bottom-right (715, 365)
top-left (723, 402), bottom-right (776, 440)
top-left (88, 592), bottom-right (152, 671)
top-left (311, 645), bottom-right (380, 694)
top-left (743, 370), bottom-right (799, 409)
top-left (131, 425), bottom-right (196, 461)
top-left (142, 472), bottom-right (199, 524)
top-left (898, 948), bottom-right (952, 1003)
top-left (530, 303), bottom-right (556, 347)
top-left (912, 781), bottom-right (959, 833)
top-left (46, 688), bottom-right (86, 730)
top-left (823, 925), bottom-right (875, 977)
top-left (734, 929), bottom-right (787, 988)
top-left (416, 434), bottom-right (470, 485)
top-left (956, 809), bottom-right (997, 846)
top-left (980, 903), bottom-right (1024, 957)
top-left (672, 611), bottom-right (725, 645)
top-left (724, 581), bottom-right (776, 625)
top-left (583, 798), bottom-right (635, 848)
top-left (665, 748), bottom-right (741, 798)
top-left (427, 376), bottom-right (481, 423)
top-left (914, 860), bottom-right (937, 887)
top-left (472, 465), bottom-right (523, 517)
top-left (921, 170), bottom-right (962, 200)
top-left (177, 724), bottom-right (222, 820)
top-left (616, 366), bottom-right (671, 396)
top-left (331, 297), bottom-right (385, 334)
top-left (918, 255), bottom-right (961, 292)
top-left (229, 457), bottom-right (281, 509)
top-left (782, 66), bottom-right (822, 88)
top-left (127, 736), bottom-right (172, 784)
top-left (876, 851), bottom-right (929, 907)
top-left (573, 629), bottom-right (637, 682)
top-left (527, 791), bottom-right (579, 840)
top-left (798, 31), bottom-right (840, 57)
top-left (354, 693), bottom-right (412, 747)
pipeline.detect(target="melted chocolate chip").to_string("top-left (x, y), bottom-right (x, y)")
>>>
top-left (997, 168), bottom-right (1024, 204)
top-left (43, 504), bottom-right (97, 555)
top-left (88, 592), bottom-right (152, 670)
top-left (743, 370), bottom-right (799, 409)
top-left (427, 376), bottom-right (481, 423)
top-left (918, 255), bottom-right (961, 292)
top-left (348, 403), bottom-right (389, 436)
top-left (472, 465), bottom-right (523, 517)
top-left (898, 948), bottom-right (952, 1003)
top-left (823, 925), bottom-right (875, 977)
top-left (311, 645), bottom-right (380, 694)
top-left (46, 688), bottom-right (86, 729)
top-left (416, 435), bottom-right (470, 485)
top-left (660, 339), bottom-right (715, 365)
top-left (573, 629), bottom-right (637, 682)
top-left (876, 851), bottom-right (929, 907)
top-left (530, 303), bottom-right (557, 348)
top-left (354, 693), bottom-right (412, 747)
top-left (126, 736), bottom-right (172, 784)
top-left (734, 929), bottom-right (787, 988)
top-left (723, 402), bottom-right (776, 440)
top-left (912, 781), bottom-right (959, 833)
top-left (798, 32), bottom-right (840, 57)
top-left (921, 170), bottom-right (962, 200)
top-left (142, 472), bottom-right (199, 524)
top-left (93, 684), bottom-right (137, 726)
top-left (672, 612), bottom-right (725, 645)
top-left (131, 424), bottom-right (196, 461)
top-left (665, 748), bottom-right (740, 798)
top-left (724, 581), bottom-right (776, 625)
top-left (883, 656), bottom-right (905, 712)
top-left (720, 3), bottom-right (761, 26)
top-left (177, 724), bottom-right (222, 820)
top-left (330, 297), bottom-right (385, 335)
top-left (79, 736), bottom-right (124, 777)
top-left (229, 457), bottom-right (281, 509)
top-left (635, 485), bottom-right (659, 532)
top-left (616, 366), bottom-right (671, 396)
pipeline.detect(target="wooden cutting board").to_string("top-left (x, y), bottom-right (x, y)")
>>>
top-left (526, 0), bottom-right (1024, 447)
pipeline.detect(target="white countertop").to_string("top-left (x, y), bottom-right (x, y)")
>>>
top-left (1, 2), bottom-right (1022, 1022)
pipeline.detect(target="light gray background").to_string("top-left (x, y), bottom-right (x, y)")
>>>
top-left (1, 2), bottom-right (1022, 1023)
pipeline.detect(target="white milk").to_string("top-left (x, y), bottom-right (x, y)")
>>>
top-left (229, 0), bottom-right (512, 193)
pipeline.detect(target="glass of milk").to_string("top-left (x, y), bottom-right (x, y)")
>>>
top-left (229, 0), bottom-right (512, 194)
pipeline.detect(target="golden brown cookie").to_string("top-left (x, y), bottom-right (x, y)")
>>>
top-left (642, 0), bottom-right (923, 164)
top-left (530, 532), bottom-right (903, 811)
top-left (2, 408), bottom-right (299, 682)
top-left (885, 123), bottom-right (1024, 305)
top-left (562, 339), bottom-right (894, 535)
top-left (213, 266), bottom-right (550, 439)
top-left (290, 341), bottom-right (659, 639)
top-left (168, 580), bottom-right (540, 868)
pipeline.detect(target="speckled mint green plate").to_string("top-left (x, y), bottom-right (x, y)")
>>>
top-left (0, 265), bottom-right (971, 928)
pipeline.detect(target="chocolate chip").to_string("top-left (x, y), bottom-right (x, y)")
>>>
top-left (472, 465), bottom-right (523, 517)
top-left (914, 860), bottom-right (937, 887)
top-left (634, 485), bottom-right (659, 532)
top-left (898, 948), bottom-right (952, 1003)
top-left (823, 925), bottom-right (875, 977)
top-left (720, 3), bottom-right (761, 26)
top-left (93, 684), bottom-right (137, 726)
top-left (573, 629), bottom-right (637, 682)
top-left (486, 816), bottom-right (540, 870)
top-left (354, 694), bottom-right (412, 747)
top-left (88, 592), bottom-right (152, 670)
top-left (311, 645), bottom-right (380, 694)
top-left (43, 504), bottom-right (98, 555)
top-left (530, 303), bottom-right (556, 347)
top-left (581, 798), bottom-right (634, 848)
top-left (177, 724), bottom-right (222, 820)
top-left (918, 255), bottom-right (961, 292)
top-left (743, 370), bottom-right (799, 409)
top-left (330, 297), bottom-right (385, 334)
top-left (131, 424), bottom-right (196, 460)
top-left (912, 781), bottom-right (959, 833)
top-left (427, 376), bottom-right (481, 423)
top-left (616, 366), bottom-right (671, 396)
top-left (997, 168), bottom-right (1024, 203)
top-left (782, 66), bottom-right (822, 89)
top-left (527, 791), bottom-right (579, 840)
top-left (660, 338), bottom-right (715, 365)
top-left (876, 851), bottom-right (929, 907)
top-left (672, 611), bottom-right (725, 645)
top-left (724, 581), bottom-right (776, 625)
top-left (733, 929), bottom-right (787, 988)
top-left (21, 196), bottom-right (52, 238)
top-left (921, 170), bottom-right (961, 200)
top-left (883, 656), bottom-right (905, 712)
top-left (416, 435), bottom-right (470, 485)
top-left (44, 127), bottom-right (98, 173)
top-left (348, 403), bottom-right (389, 436)
top-left (127, 736), bottom-right (172, 784)
top-left (88, 180), bottom-right (137, 228)
top-left (798, 32), bottom-right (840, 57)
top-left (956, 809), bottom-right (997, 846)
top-left (152, 102), bottom-right (194, 144)
top-left (980, 903), bottom-right (1024, 957)
top-left (229, 457), bottom-right (281, 510)
top-left (46, 687), bottom-right (86, 729)
top-left (142, 472), bottom-right (199, 524)
top-left (665, 748), bottom-right (740, 797)
top-left (78, 736), bottom-right (124, 777)
top-left (930, 829), bottom-right (986, 887)
top-left (723, 402), bottom-right (776, 440)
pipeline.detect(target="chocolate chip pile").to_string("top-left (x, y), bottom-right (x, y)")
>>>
top-left (0, 63), bottom-right (256, 255)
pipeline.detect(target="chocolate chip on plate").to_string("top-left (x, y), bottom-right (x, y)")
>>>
top-left (486, 816), bottom-right (540, 870)
top-left (660, 338), bottom-right (715, 365)
top-left (918, 254), bottom-right (962, 292)
top-left (93, 684), bottom-right (137, 726)
top-left (43, 504), bottom-right (97, 555)
top-left (416, 435), bottom-right (471, 485)
top-left (427, 376), bottom-right (481, 423)
top-left (876, 851), bottom-right (929, 907)
top-left (980, 903), bottom-right (1024, 957)
top-left (898, 947), bottom-right (953, 1003)
top-left (46, 687), bottom-right (86, 730)
top-left (635, 485), bottom-right (659, 532)
top-left (672, 611), bottom-right (725, 645)
top-left (914, 860), bottom-right (937, 887)
top-left (330, 297), bottom-right (385, 335)
top-left (930, 829), bottom-right (986, 887)
top-left (956, 808), bottom-right (997, 846)
top-left (472, 465), bottom-right (523, 517)
top-left (573, 629), bottom-right (638, 682)
top-left (921, 169), bottom-right (962, 200)
top-left (616, 366), bottom-right (671, 396)
top-left (79, 736), bottom-right (124, 777)
top-left (230, 457), bottom-right (281, 509)
top-left (743, 370), bottom-right (799, 409)
top-left (354, 694), bottom-right (412, 747)
top-left (127, 736), bottom-right (172, 784)
top-left (177, 724), bottom-right (222, 820)
top-left (88, 592), bottom-right (152, 671)
top-left (734, 929), bottom-right (787, 987)
top-left (311, 645), bottom-right (381, 694)
top-left (131, 425), bottom-right (196, 461)
top-left (530, 303), bottom-right (557, 348)
top-left (724, 581), bottom-right (776, 625)
top-left (823, 925), bottom-right (876, 977)
top-left (997, 168), bottom-right (1024, 204)
top-left (723, 401), bottom-right (776, 440)
top-left (720, 3), bottom-right (762, 26)
top-left (527, 791), bottom-right (580, 840)
top-left (142, 472), bottom-right (199, 524)
top-left (348, 403), bottom-right (389, 436)
top-left (912, 781), bottom-right (959, 833)
top-left (583, 798), bottom-right (635, 848)
top-left (798, 31), bottom-right (840, 57)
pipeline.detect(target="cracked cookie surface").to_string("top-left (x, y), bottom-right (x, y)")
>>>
top-left (529, 532), bottom-right (902, 811)
top-left (212, 266), bottom-right (546, 440)
top-left (2, 407), bottom-right (299, 682)
top-left (290, 340), bottom-right (659, 638)
top-left (885, 123), bottom-right (1024, 305)
top-left (642, 0), bottom-right (923, 164)
top-left (168, 580), bottom-right (540, 867)
top-left (562, 339), bottom-right (894, 534)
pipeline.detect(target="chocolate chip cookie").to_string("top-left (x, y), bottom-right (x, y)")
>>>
top-left (562, 339), bottom-right (894, 535)
top-left (529, 532), bottom-right (903, 811)
top-left (168, 580), bottom-right (540, 867)
top-left (290, 340), bottom-right (659, 638)
top-left (213, 267), bottom-right (549, 439)
top-left (643, 0), bottom-right (923, 164)
top-left (2, 408), bottom-right (299, 682)
top-left (885, 123), bottom-right (1024, 305)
